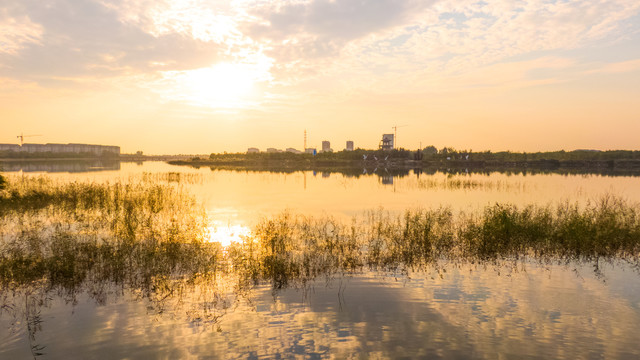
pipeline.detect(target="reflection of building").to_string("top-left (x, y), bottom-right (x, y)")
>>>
top-left (247, 147), bottom-right (259, 153)
top-left (380, 174), bottom-right (394, 185)
top-left (379, 134), bottom-right (394, 150)
top-left (0, 160), bottom-right (121, 173)
top-left (345, 141), bottom-right (354, 151)
top-left (321, 141), bottom-right (332, 153)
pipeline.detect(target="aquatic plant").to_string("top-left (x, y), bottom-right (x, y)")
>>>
top-left (1, 174), bottom-right (640, 330)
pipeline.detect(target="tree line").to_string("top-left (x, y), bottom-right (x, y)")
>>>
top-left (206, 148), bottom-right (640, 162)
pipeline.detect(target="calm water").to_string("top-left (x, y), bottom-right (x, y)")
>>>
top-left (1, 161), bottom-right (640, 358)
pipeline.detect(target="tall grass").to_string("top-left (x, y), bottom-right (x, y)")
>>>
top-left (1, 174), bottom-right (639, 308)
top-left (223, 198), bottom-right (640, 289)
top-left (0, 175), bottom-right (219, 296)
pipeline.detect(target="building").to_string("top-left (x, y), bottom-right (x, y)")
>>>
top-left (321, 141), bottom-right (332, 153)
top-left (305, 148), bottom-right (316, 155)
top-left (247, 147), bottom-right (259, 153)
top-left (379, 134), bottom-right (394, 150)
top-left (0, 143), bottom-right (120, 155)
top-left (286, 148), bottom-right (301, 154)
top-left (266, 148), bottom-right (282, 153)
top-left (0, 144), bottom-right (20, 152)
top-left (345, 141), bottom-right (354, 151)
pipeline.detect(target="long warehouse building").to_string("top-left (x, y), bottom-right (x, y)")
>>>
top-left (0, 143), bottom-right (120, 155)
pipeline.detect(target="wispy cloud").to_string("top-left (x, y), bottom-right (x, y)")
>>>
top-left (1, 0), bottom-right (639, 106)
top-left (0, 8), bottom-right (43, 55)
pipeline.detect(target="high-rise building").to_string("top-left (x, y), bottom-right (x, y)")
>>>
top-left (345, 141), bottom-right (354, 151)
top-left (322, 141), bottom-right (332, 153)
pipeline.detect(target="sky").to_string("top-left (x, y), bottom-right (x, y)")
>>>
top-left (1, 0), bottom-right (639, 154)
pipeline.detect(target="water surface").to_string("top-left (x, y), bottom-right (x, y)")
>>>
top-left (1, 161), bottom-right (640, 358)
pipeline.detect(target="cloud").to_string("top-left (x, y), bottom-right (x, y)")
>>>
top-left (258, 0), bottom-right (640, 92)
top-left (1, 0), bottom-right (639, 100)
top-left (0, 0), bottom-right (226, 85)
top-left (0, 8), bottom-right (43, 55)
top-left (247, 0), bottom-right (428, 41)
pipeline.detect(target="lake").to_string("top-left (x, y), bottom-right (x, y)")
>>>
top-left (1, 161), bottom-right (639, 359)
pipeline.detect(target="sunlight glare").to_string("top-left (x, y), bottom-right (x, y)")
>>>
top-left (159, 61), bottom-right (271, 109)
top-left (206, 224), bottom-right (251, 247)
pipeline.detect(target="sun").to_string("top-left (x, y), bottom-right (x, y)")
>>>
top-left (184, 63), bottom-right (254, 102)
top-left (160, 61), bottom-right (270, 109)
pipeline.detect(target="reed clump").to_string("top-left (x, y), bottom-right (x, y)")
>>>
top-left (458, 195), bottom-right (640, 262)
top-left (0, 175), bottom-right (220, 301)
top-left (1, 174), bottom-right (640, 303)
top-left (233, 198), bottom-right (640, 285)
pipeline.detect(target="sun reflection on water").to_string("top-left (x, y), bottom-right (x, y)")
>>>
top-left (206, 224), bottom-right (251, 247)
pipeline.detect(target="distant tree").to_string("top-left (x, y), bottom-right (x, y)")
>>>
top-left (423, 145), bottom-right (438, 155)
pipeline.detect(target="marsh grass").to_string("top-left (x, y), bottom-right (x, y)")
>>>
top-left (0, 175), bottom-right (219, 295)
top-left (1, 174), bottom-right (640, 336)
top-left (228, 197), bottom-right (640, 288)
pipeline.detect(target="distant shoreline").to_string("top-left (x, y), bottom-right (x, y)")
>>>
top-left (168, 158), bottom-right (640, 175)
top-left (0, 155), bottom-right (196, 162)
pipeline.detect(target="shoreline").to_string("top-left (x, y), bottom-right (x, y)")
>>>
top-left (168, 158), bottom-right (640, 174)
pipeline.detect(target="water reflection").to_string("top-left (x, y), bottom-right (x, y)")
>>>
top-left (0, 160), bottom-right (121, 173)
top-left (207, 224), bottom-right (252, 247)
top-left (2, 264), bottom-right (639, 359)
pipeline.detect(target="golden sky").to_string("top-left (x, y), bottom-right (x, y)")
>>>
top-left (1, 0), bottom-right (639, 154)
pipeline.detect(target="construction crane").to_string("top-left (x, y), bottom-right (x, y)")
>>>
top-left (17, 133), bottom-right (42, 146)
top-left (391, 125), bottom-right (408, 149)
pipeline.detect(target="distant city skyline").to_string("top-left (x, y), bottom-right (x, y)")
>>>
top-left (1, 0), bottom-right (640, 154)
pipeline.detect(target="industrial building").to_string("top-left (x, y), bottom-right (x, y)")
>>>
top-left (379, 134), bottom-right (394, 150)
top-left (247, 147), bottom-right (259, 153)
top-left (0, 143), bottom-right (120, 155)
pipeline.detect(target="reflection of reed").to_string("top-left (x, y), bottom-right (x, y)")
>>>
top-left (139, 172), bottom-right (204, 184)
top-left (414, 176), bottom-right (528, 191)
top-left (1, 175), bottom-right (640, 346)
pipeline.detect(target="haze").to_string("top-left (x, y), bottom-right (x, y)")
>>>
top-left (1, 0), bottom-right (639, 154)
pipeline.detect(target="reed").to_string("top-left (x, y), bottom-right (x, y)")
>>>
top-left (1, 174), bottom-right (639, 302)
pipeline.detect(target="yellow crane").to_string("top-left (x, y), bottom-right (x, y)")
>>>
top-left (391, 125), bottom-right (408, 149)
top-left (17, 133), bottom-right (42, 146)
